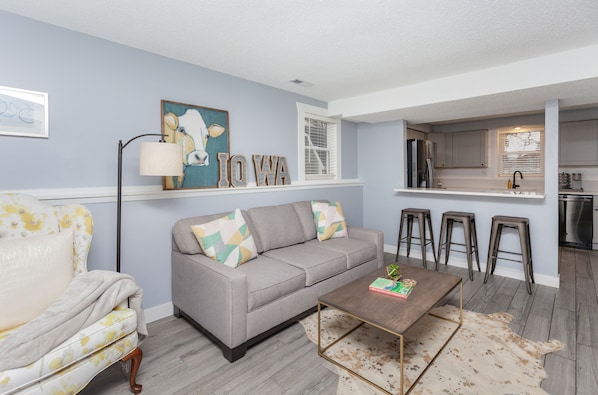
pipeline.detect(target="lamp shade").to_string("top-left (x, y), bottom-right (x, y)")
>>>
top-left (139, 142), bottom-right (183, 176)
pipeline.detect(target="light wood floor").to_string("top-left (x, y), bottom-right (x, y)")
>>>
top-left (80, 248), bottom-right (598, 395)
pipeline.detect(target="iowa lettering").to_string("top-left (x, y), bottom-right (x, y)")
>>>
top-left (217, 154), bottom-right (291, 188)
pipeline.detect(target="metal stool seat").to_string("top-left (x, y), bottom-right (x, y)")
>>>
top-left (484, 215), bottom-right (534, 294)
top-left (437, 211), bottom-right (480, 280)
top-left (395, 208), bottom-right (437, 269)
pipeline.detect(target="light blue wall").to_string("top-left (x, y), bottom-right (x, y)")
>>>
top-left (358, 120), bottom-right (406, 236)
top-left (341, 120), bottom-right (359, 178)
top-left (358, 105), bottom-right (560, 280)
top-left (0, 11), bottom-right (363, 309)
top-left (0, 11), bottom-right (346, 188)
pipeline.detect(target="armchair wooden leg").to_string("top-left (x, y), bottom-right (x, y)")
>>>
top-left (121, 347), bottom-right (143, 394)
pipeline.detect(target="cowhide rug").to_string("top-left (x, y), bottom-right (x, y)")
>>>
top-left (300, 305), bottom-right (563, 395)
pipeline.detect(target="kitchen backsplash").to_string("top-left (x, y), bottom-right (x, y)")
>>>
top-left (558, 167), bottom-right (598, 192)
top-left (437, 176), bottom-right (544, 191)
top-left (436, 172), bottom-right (598, 194)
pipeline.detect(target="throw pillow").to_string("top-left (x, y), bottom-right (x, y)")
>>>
top-left (311, 201), bottom-right (349, 241)
top-left (191, 209), bottom-right (258, 268)
top-left (0, 229), bottom-right (74, 331)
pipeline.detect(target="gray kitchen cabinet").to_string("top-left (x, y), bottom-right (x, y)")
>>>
top-left (451, 130), bottom-right (487, 167)
top-left (406, 128), bottom-right (426, 140)
top-left (428, 129), bottom-right (487, 168)
top-left (559, 120), bottom-right (598, 166)
top-left (427, 132), bottom-right (449, 167)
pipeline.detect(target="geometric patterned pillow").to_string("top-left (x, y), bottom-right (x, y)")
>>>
top-left (191, 209), bottom-right (257, 268)
top-left (311, 201), bottom-right (349, 241)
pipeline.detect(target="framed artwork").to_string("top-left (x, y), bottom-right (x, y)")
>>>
top-left (161, 100), bottom-right (230, 190)
top-left (0, 86), bottom-right (48, 138)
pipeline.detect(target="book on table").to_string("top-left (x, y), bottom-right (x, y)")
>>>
top-left (368, 277), bottom-right (415, 299)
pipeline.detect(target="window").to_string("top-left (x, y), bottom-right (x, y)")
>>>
top-left (497, 127), bottom-right (544, 176)
top-left (297, 103), bottom-right (341, 181)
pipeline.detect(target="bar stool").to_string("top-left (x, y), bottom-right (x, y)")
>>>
top-left (395, 208), bottom-right (437, 269)
top-left (437, 211), bottom-right (480, 280)
top-left (484, 215), bottom-right (535, 294)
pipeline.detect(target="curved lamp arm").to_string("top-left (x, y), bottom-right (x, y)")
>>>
top-left (117, 133), bottom-right (178, 273)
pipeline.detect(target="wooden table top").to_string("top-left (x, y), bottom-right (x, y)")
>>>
top-left (318, 264), bottom-right (461, 334)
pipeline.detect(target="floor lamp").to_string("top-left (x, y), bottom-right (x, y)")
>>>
top-left (117, 133), bottom-right (183, 272)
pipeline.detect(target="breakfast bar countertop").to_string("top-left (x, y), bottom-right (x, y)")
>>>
top-left (394, 187), bottom-right (545, 199)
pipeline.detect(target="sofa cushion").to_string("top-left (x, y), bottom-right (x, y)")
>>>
top-left (0, 230), bottom-right (74, 331)
top-left (292, 200), bottom-right (319, 241)
top-left (263, 244), bottom-right (346, 286)
top-left (306, 237), bottom-right (377, 269)
top-left (236, 255), bottom-right (306, 311)
top-left (311, 201), bottom-right (348, 241)
top-left (172, 209), bottom-right (257, 255)
top-left (191, 209), bottom-right (257, 268)
top-left (246, 204), bottom-right (305, 253)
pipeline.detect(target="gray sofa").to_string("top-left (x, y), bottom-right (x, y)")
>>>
top-left (171, 200), bottom-right (384, 362)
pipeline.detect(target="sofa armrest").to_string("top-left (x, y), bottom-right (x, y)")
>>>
top-left (347, 226), bottom-right (385, 268)
top-left (171, 251), bottom-right (249, 348)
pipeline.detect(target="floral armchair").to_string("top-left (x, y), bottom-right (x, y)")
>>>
top-left (0, 194), bottom-right (145, 394)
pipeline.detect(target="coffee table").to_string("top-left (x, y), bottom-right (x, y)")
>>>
top-left (317, 264), bottom-right (462, 395)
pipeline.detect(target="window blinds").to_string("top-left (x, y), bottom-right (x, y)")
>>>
top-left (304, 115), bottom-right (337, 179)
top-left (497, 129), bottom-right (544, 176)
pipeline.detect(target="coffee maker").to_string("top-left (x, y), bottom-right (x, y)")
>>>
top-left (571, 173), bottom-right (583, 190)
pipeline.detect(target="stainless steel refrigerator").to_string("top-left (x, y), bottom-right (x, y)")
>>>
top-left (407, 139), bottom-right (436, 188)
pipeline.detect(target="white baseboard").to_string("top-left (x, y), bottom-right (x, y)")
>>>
top-left (383, 244), bottom-right (559, 288)
top-left (144, 302), bottom-right (174, 323)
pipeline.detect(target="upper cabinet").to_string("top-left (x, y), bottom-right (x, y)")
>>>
top-left (429, 129), bottom-right (488, 168)
top-left (406, 128), bottom-right (426, 140)
top-left (559, 120), bottom-right (598, 166)
top-left (451, 130), bottom-right (487, 168)
top-left (427, 133), bottom-right (448, 167)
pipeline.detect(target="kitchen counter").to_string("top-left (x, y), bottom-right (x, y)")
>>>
top-left (558, 189), bottom-right (594, 195)
top-left (395, 187), bottom-right (545, 199)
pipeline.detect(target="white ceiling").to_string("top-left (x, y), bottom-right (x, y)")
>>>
top-left (2, 0), bottom-right (598, 123)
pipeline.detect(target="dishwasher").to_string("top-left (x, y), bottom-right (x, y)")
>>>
top-left (559, 194), bottom-right (593, 249)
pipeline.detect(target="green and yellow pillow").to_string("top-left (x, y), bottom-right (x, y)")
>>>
top-left (311, 201), bottom-right (348, 241)
top-left (191, 209), bottom-right (257, 268)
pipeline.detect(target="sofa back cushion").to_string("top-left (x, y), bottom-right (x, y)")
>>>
top-left (173, 210), bottom-right (258, 255)
top-left (246, 203), bottom-right (305, 253)
top-left (292, 201), bottom-right (318, 241)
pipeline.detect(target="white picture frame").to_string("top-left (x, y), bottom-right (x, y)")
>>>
top-left (0, 86), bottom-right (48, 138)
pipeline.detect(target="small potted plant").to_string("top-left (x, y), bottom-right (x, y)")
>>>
top-left (386, 264), bottom-right (401, 281)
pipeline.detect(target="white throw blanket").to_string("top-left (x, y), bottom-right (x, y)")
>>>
top-left (0, 270), bottom-right (148, 371)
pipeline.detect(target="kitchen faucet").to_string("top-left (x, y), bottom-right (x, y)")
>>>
top-left (513, 170), bottom-right (523, 189)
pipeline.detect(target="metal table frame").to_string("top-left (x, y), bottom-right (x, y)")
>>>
top-left (317, 282), bottom-right (462, 395)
